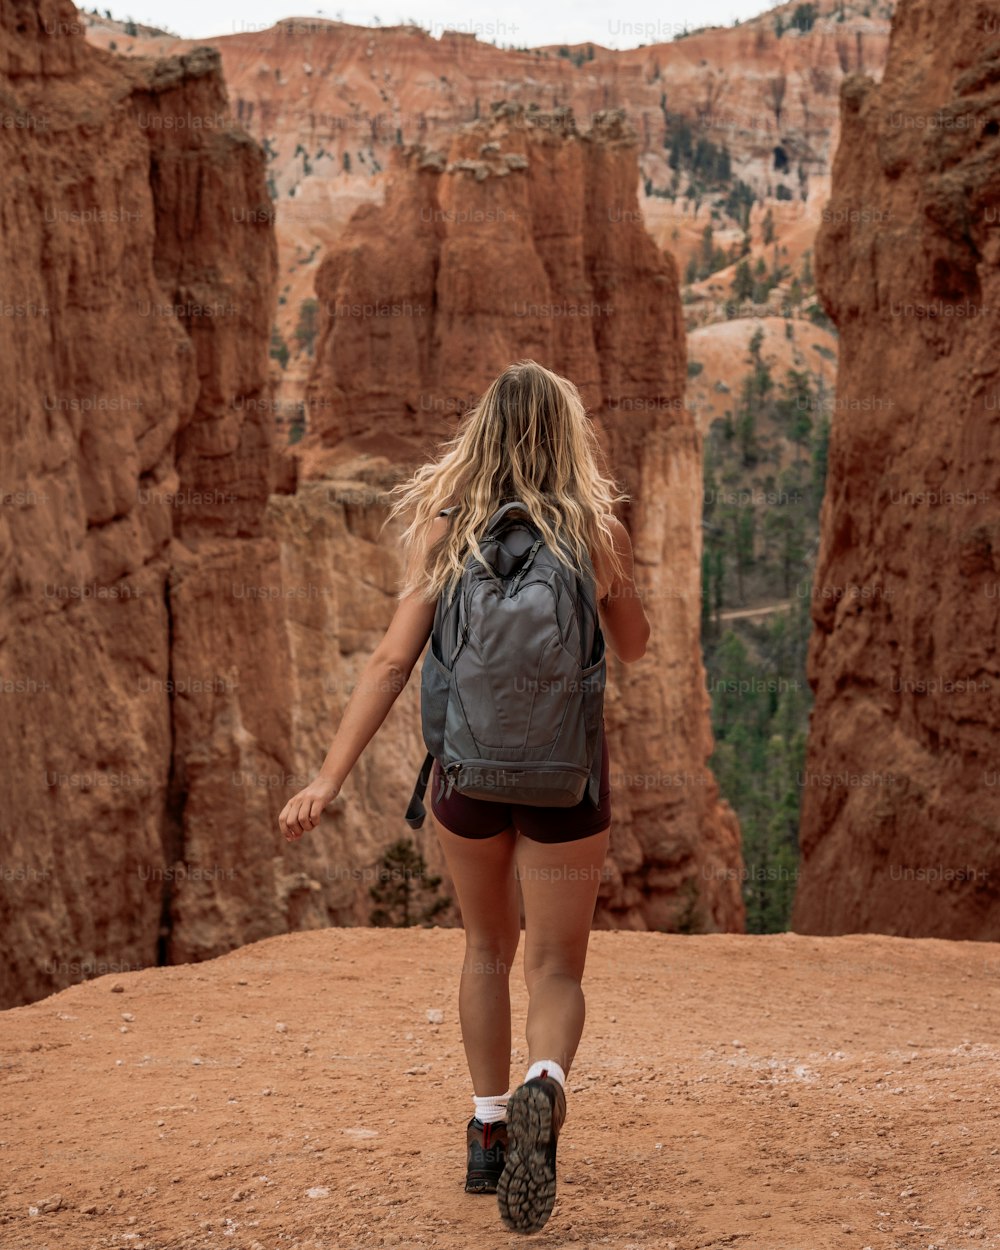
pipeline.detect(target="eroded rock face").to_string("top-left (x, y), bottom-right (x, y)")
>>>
top-left (80, 6), bottom-right (893, 408)
top-left (305, 103), bottom-right (745, 934)
top-left (0, 0), bottom-right (281, 1005)
top-left (792, 0), bottom-right (1000, 938)
top-left (1, 10), bottom-right (743, 1011)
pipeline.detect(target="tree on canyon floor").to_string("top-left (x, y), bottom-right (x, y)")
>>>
top-left (700, 339), bottom-right (831, 930)
top-left (705, 594), bottom-right (811, 933)
top-left (294, 298), bottom-right (320, 358)
top-left (288, 405), bottom-right (306, 445)
top-left (702, 334), bottom-right (827, 611)
top-left (369, 838), bottom-right (452, 928)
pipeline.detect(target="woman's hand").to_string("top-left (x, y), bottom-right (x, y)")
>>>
top-left (280, 775), bottom-right (341, 841)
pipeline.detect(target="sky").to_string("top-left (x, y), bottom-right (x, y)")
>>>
top-left (101, 0), bottom-right (780, 48)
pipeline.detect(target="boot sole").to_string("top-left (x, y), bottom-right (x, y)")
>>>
top-left (496, 1083), bottom-right (559, 1233)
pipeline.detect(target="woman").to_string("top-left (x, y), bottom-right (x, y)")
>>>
top-left (279, 359), bottom-right (650, 1233)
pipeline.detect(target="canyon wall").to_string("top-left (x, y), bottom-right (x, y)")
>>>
top-left (1, 6), bottom-right (742, 1009)
top-left (0, 0), bottom-right (288, 1005)
top-left (792, 0), bottom-right (1000, 937)
top-left (304, 102), bottom-right (746, 933)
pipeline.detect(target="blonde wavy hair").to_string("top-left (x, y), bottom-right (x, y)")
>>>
top-left (382, 359), bottom-right (629, 604)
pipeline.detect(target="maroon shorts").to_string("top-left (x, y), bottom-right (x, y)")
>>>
top-left (430, 725), bottom-right (611, 843)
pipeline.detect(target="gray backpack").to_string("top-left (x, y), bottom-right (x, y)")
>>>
top-left (405, 500), bottom-right (606, 828)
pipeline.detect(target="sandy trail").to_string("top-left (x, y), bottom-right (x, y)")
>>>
top-left (716, 603), bottom-right (794, 622)
top-left (2, 929), bottom-right (999, 1250)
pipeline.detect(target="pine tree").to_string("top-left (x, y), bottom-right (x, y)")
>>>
top-left (732, 259), bottom-right (754, 303)
top-left (369, 838), bottom-right (452, 928)
top-left (294, 299), bottom-right (319, 357)
top-left (270, 326), bottom-right (289, 369)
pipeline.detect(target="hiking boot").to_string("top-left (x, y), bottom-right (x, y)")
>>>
top-left (496, 1075), bottom-right (567, 1232)
top-left (465, 1116), bottom-right (508, 1194)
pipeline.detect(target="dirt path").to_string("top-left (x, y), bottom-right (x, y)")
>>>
top-left (2, 929), bottom-right (1000, 1250)
top-left (716, 602), bottom-right (794, 622)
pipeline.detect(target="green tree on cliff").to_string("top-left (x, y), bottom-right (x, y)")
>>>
top-left (732, 259), bottom-right (754, 303)
top-left (294, 299), bottom-right (319, 357)
top-left (270, 326), bottom-right (289, 369)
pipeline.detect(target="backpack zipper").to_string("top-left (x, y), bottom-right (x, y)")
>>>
top-left (441, 756), bottom-right (593, 802)
top-left (507, 538), bottom-right (543, 598)
top-left (444, 761), bottom-right (462, 799)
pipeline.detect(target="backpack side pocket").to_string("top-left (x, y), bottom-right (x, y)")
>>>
top-left (581, 634), bottom-right (606, 755)
top-left (420, 644), bottom-right (451, 761)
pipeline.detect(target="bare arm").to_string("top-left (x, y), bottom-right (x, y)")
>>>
top-left (279, 515), bottom-right (449, 840)
top-left (592, 515), bottom-right (651, 663)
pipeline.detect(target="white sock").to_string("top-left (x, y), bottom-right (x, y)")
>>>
top-left (473, 1093), bottom-right (509, 1124)
top-left (524, 1058), bottom-right (566, 1089)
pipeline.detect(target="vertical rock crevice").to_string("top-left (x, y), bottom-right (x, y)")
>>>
top-left (157, 570), bottom-right (184, 967)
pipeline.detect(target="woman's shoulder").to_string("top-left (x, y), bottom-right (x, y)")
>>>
top-left (588, 514), bottom-right (627, 600)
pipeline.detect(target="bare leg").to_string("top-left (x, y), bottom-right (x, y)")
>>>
top-left (515, 825), bottom-right (611, 1076)
top-left (430, 813), bottom-right (521, 1094)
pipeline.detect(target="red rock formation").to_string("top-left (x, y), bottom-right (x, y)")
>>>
top-left (0, 4), bottom-right (738, 1015)
top-left (792, 0), bottom-right (1000, 938)
top-left (81, 3), bottom-right (892, 403)
top-left (84, 1), bottom-right (892, 200)
top-left (0, 0), bottom-right (282, 1005)
top-left (304, 103), bottom-right (745, 932)
top-left (0, 4), bottom-right (738, 1014)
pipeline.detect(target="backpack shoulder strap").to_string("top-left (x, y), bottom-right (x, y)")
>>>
top-left (405, 751), bottom-right (436, 829)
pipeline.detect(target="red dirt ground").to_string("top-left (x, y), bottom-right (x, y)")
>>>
top-left (3, 929), bottom-right (1000, 1250)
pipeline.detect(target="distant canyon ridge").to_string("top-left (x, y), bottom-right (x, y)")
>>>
top-left (83, 0), bottom-right (893, 411)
